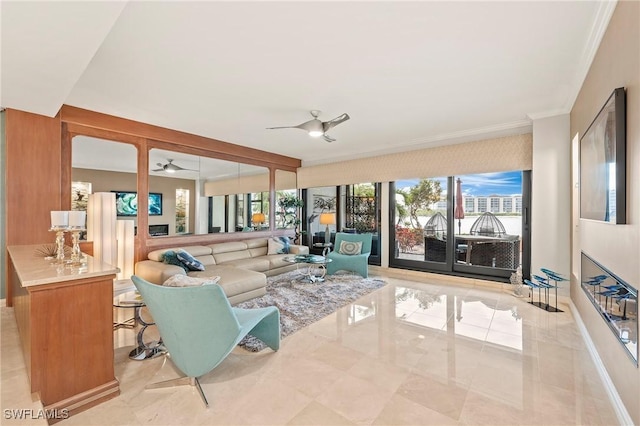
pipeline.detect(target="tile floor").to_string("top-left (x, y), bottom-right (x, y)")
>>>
top-left (1, 272), bottom-right (620, 425)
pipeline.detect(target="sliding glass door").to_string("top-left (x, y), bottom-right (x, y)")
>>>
top-left (390, 171), bottom-right (530, 281)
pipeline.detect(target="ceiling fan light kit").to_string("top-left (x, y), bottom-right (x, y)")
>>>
top-left (267, 110), bottom-right (350, 142)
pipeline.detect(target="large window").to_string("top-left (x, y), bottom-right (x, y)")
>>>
top-left (390, 171), bottom-right (530, 281)
top-left (303, 183), bottom-right (381, 265)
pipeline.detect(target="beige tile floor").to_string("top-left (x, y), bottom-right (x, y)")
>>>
top-left (1, 272), bottom-right (620, 425)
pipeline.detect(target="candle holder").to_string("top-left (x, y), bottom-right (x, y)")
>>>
top-left (49, 227), bottom-right (68, 264)
top-left (69, 228), bottom-right (86, 266)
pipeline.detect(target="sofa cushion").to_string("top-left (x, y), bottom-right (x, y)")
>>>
top-left (209, 241), bottom-right (248, 254)
top-left (338, 240), bottom-right (363, 255)
top-left (188, 266), bottom-right (266, 298)
top-left (221, 257), bottom-right (270, 272)
top-left (162, 250), bottom-right (189, 272)
top-left (176, 249), bottom-right (206, 271)
top-left (265, 254), bottom-right (291, 269)
top-left (267, 236), bottom-right (290, 254)
top-left (163, 275), bottom-right (220, 287)
top-left (148, 245), bottom-right (212, 262)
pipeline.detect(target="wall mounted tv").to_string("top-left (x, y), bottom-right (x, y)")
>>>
top-left (113, 191), bottom-right (163, 216)
top-left (579, 87), bottom-right (626, 224)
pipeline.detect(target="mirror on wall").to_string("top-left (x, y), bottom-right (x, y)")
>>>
top-left (72, 136), bottom-right (138, 239)
top-left (72, 138), bottom-right (280, 239)
top-left (152, 148), bottom-right (269, 236)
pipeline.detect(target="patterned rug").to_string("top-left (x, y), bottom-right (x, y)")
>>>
top-left (236, 269), bottom-right (386, 351)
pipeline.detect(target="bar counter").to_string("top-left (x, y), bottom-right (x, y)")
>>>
top-left (7, 245), bottom-right (120, 423)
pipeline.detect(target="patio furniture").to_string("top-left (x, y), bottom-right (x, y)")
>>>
top-left (424, 235), bottom-right (447, 262)
top-left (469, 212), bottom-right (507, 237)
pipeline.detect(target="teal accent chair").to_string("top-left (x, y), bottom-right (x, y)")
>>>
top-left (326, 232), bottom-right (373, 278)
top-left (131, 275), bottom-right (280, 407)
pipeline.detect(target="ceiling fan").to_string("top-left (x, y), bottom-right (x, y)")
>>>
top-left (152, 159), bottom-right (196, 174)
top-left (267, 110), bottom-right (350, 142)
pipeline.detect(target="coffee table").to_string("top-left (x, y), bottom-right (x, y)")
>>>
top-left (113, 290), bottom-right (167, 360)
top-left (284, 254), bottom-right (332, 283)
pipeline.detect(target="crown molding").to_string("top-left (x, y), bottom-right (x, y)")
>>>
top-left (563, 0), bottom-right (618, 112)
top-left (527, 109), bottom-right (570, 121)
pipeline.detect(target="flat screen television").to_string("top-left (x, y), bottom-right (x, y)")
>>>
top-left (114, 191), bottom-right (163, 216)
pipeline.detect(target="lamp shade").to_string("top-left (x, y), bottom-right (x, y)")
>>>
top-left (319, 213), bottom-right (336, 225)
top-left (252, 212), bottom-right (266, 224)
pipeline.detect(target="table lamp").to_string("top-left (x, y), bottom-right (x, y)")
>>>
top-left (252, 212), bottom-right (266, 230)
top-left (319, 213), bottom-right (336, 245)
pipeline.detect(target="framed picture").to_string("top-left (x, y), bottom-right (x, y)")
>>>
top-left (579, 87), bottom-right (626, 223)
top-left (113, 191), bottom-right (163, 216)
top-left (313, 195), bottom-right (336, 213)
top-left (71, 181), bottom-right (92, 211)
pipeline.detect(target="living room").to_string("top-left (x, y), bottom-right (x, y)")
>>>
top-left (2, 1), bottom-right (639, 425)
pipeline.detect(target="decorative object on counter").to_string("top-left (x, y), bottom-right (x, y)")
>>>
top-left (49, 210), bottom-right (87, 265)
top-left (34, 243), bottom-right (72, 259)
top-left (68, 211), bottom-right (86, 265)
top-left (50, 211), bottom-right (69, 263)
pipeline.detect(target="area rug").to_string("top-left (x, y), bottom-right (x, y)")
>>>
top-left (236, 270), bottom-right (386, 351)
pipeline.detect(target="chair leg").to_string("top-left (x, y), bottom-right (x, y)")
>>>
top-left (193, 377), bottom-right (209, 407)
top-left (146, 376), bottom-right (210, 408)
top-left (146, 376), bottom-right (192, 389)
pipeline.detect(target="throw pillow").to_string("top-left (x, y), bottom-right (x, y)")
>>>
top-left (338, 240), bottom-right (363, 256)
top-left (176, 249), bottom-right (206, 271)
top-left (267, 236), bottom-right (290, 255)
top-left (163, 275), bottom-right (221, 287)
top-left (162, 250), bottom-right (189, 272)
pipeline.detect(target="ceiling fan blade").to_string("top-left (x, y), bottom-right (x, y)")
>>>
top-left (323, 134), bottom-right (336, 143)
top-left (152, 168), bottom-right (164, 172)
top-left (266, 125), bottom-right (298, 130)
top-left (323, 113), bottom-right (350, 132)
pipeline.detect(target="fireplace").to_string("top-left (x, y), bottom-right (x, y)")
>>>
top-left (581, 252), bottom-right (638, 364)
top-left (149, 224), bottom-right (169, 236)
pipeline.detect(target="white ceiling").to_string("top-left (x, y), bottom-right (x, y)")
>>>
top-left (1, 1), bottom-right (616, 166)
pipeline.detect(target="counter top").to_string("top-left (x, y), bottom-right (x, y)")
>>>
top-left (8, 244), bottom-right (119, 287)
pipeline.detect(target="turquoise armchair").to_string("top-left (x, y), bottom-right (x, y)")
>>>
top-left (131, 275), bottom-right (280, 407)
top-left (326, 232), bottom-right (373, 278)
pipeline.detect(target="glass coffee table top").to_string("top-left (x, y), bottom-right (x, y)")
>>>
top-left (284, 254), bottom-right (332, 283)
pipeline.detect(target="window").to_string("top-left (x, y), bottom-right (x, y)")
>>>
top-left (390, 171), bottom-right (530, 281)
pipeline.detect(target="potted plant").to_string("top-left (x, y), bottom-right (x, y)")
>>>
top-left (277, 193), bottom-right (304, 244)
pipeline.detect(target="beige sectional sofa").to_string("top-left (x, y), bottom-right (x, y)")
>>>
top-left (134, 237), bottom-right (309, 304)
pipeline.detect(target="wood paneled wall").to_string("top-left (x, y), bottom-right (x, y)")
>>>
top-left (4, 106), bottom-right (302, 299)
top-left (5, 109), bottom-right (62, 246)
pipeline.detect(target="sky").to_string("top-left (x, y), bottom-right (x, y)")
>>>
top-left (397, 171), bottom-right (523, 197)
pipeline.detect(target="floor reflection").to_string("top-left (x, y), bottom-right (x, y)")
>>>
top-left (1, 273), bottom-right (621, 425)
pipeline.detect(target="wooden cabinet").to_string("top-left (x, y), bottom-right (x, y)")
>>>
top-left (7, 245), bottom-right (120, 421)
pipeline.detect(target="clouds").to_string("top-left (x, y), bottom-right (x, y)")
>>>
top-left (396, 171), bottom-right (522, 196)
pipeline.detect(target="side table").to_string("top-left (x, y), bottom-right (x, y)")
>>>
top-left (313, 242), bottom-right (333, 257)
top-left (113, 290), bottom-right (167, 360)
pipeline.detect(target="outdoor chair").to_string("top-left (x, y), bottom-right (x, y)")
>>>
top-left (131, 275), bottom-right (280, 407)
top-left (326, 232), bottom-right (373, 278)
